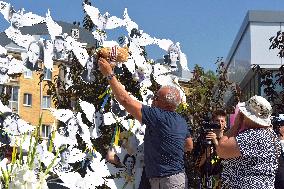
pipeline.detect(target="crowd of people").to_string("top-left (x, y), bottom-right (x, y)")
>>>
top-left (98, 57), bottom-right (284, 189)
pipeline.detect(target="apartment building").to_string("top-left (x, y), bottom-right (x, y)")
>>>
top-left (0, 21), bottom-right (96, 139)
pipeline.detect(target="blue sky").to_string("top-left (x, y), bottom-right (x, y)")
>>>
top-left (1, 0), bottom-right (284, 71)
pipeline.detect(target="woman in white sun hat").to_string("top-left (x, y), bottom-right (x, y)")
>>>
top-left (215, 95), bottom-right (281, 189)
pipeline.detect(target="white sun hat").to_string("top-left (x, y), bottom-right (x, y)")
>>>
top-left (238, 95), bottom-right (272, 127)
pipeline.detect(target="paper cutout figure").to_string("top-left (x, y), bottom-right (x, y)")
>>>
top-left (81, 56), bottom-right (95, 82)
top-left (8, 8), bottom-right (24, 29)
top-left (53, 146), bottom-right (72, 173)
top-left (0, 112), bottom-right (34, 136)
top-left (5, 26), bottom-right (35, 49)
top-left (45, 9), bottom-right (62, 41)
top-left (79, 100), bottom-right (103, 139)
top-left (166, 43), bottom-right (180, 70)
top-left (84, 3), bottom-right (125, 44)
top-left (0, 56), bottom-right (9, 84)
top-left (111, 98), bottom-right (127, 118)
top-left (6, 7), bottom-right (44, 29)
top-left (22, 41), bottom-right (44, 71)
top-left (54, 36), bottom-right (68, 61)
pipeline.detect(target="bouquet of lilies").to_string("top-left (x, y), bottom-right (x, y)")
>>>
top-left (0, 115), bottom-right (59, 189)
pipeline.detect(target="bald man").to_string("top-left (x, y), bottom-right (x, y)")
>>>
top-left (99, 58), bottom-right (192, 189)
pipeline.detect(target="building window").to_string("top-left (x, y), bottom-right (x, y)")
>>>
top-left (43, 67), bottom-right (52, 80)
top-left (24, 70), bottom-right (33, 78)
top-left (8, 86), bottom-right (19, 113)
top-left (42, 124), bottom-right (50, 138)
top-left (42, 96), bottom-right (51, 109)
top-left (23, 93), bottom-right (32, 106)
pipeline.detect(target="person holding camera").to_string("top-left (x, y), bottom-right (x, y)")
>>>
top-left (215, 96), bottom-right (281, 189)
top-left (195, 110), bottom-right (227, 189)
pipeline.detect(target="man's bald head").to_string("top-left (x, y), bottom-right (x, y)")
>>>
top-left (153, 86), bottom-right (181, 111)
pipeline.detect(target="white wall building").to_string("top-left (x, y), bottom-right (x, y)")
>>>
top-left (225, 10), bottom-right (284, 104)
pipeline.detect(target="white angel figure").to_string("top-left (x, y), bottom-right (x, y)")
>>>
top-left (0, 44), bottom-right (7, 55)
top-left (84, 3), bottom-right (125, 44)
top-left (49, 109), bottom-right (90, 149)
top-left (140, 88), bottom-right (154, 106)
top-left (45, 9), bottom-right (62, 41)
top-left (0, 4), bottom-right (44, 29)
top-left (153, 63), bottom-right (175, 86)
top-left (78, 151), bottom-right (109, 188)
top-left (84, 3), bottom-right (125, 31)
top-left (0, 111), bottom-right (34, 136)
top-left (123, 10), bottom-right (155, 47)
top-left (123, 8), bottom-right (138, 35)
top-left (132, 63), bottom-right (152, 90)
top-left (2, 5), bottom-right (43, 48)
top-left (0, 1), bottom-right (11, 21)
top-left (5, 26), bottom-right (35, 49)
top-left (9, 8), bottom-right (44, 29)
top-left (0, 56), bottom-right (10, 84)
top-left (43, 39), bottom-right (54, 70)
top-left (58, 151), bottom-right (109, 188)
top-left (65, 35), bottom-right (89, 67)
top-left (7, 55), bottom-right (26, 75)
top-left (79, 100), bottom-right (103, 139)
top-left (106, 144), bottom-right (144, 189)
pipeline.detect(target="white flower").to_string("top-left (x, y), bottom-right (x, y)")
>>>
top-left (23, 169), bottom-right (37, 183)
top-left (35, 172), bottom-right (49, 189)
top-left (10, 165), bottom-right (37, 189)
top-left (0, 158), bottom-right (8, 171)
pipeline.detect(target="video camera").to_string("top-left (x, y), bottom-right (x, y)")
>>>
top-left (272, 114), bottom-right (284, 136)
top-left (202, 121), bottom-right (221, 132)
top-left (201, 120), bottom-right (221, 146)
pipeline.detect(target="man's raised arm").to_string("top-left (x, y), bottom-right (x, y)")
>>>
top-left (98, 58), bottom-right (142, 122)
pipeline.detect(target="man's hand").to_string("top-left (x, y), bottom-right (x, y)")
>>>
top-left (98, 57), bottom-right (113, 76)
top-left (106, 148), bottom-right (120, 165)
top-left (206, 131), bottom-right (218, 146)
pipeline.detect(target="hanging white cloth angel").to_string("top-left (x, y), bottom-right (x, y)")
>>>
top-left (0, 3), bottom-right (44, 29)
top-left (132, 63), bottom-right (152, 90)
top-left (77, 151), bottom-right (110, 188)
top-left (49, 109), bottom-right (92, 149)
top-left (79, 100), bottom-right (103, 139)
top-left (106, 144), bottom-right (143, 189)
top-left (152, 63), bottom-right (175, 86)
top-left (0, 44), bottom-right (7, 55)
top-left (65, 35), bottom-right (89, 67)
top-left (84, 3), bottom-right (125, 31)
top-left (0, 56), bottom-right (10, 84)
top-left (0, 111), bottom-right (34, 136)
top-left (45, 9), bottom-right (62, 41)
top-left (5, 26), bottom-right (35, 49)
top-left (84, 3), bottom-right (125, 45)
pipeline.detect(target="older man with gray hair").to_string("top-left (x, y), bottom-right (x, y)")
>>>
top-left (98, 58), bottom-right (193, 189)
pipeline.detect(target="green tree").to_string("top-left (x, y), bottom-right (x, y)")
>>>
top-left (182, 58), bottom-right (239, 188)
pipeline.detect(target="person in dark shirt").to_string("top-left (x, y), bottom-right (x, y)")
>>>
top-left (98, 57), bottom-right (193, 189)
